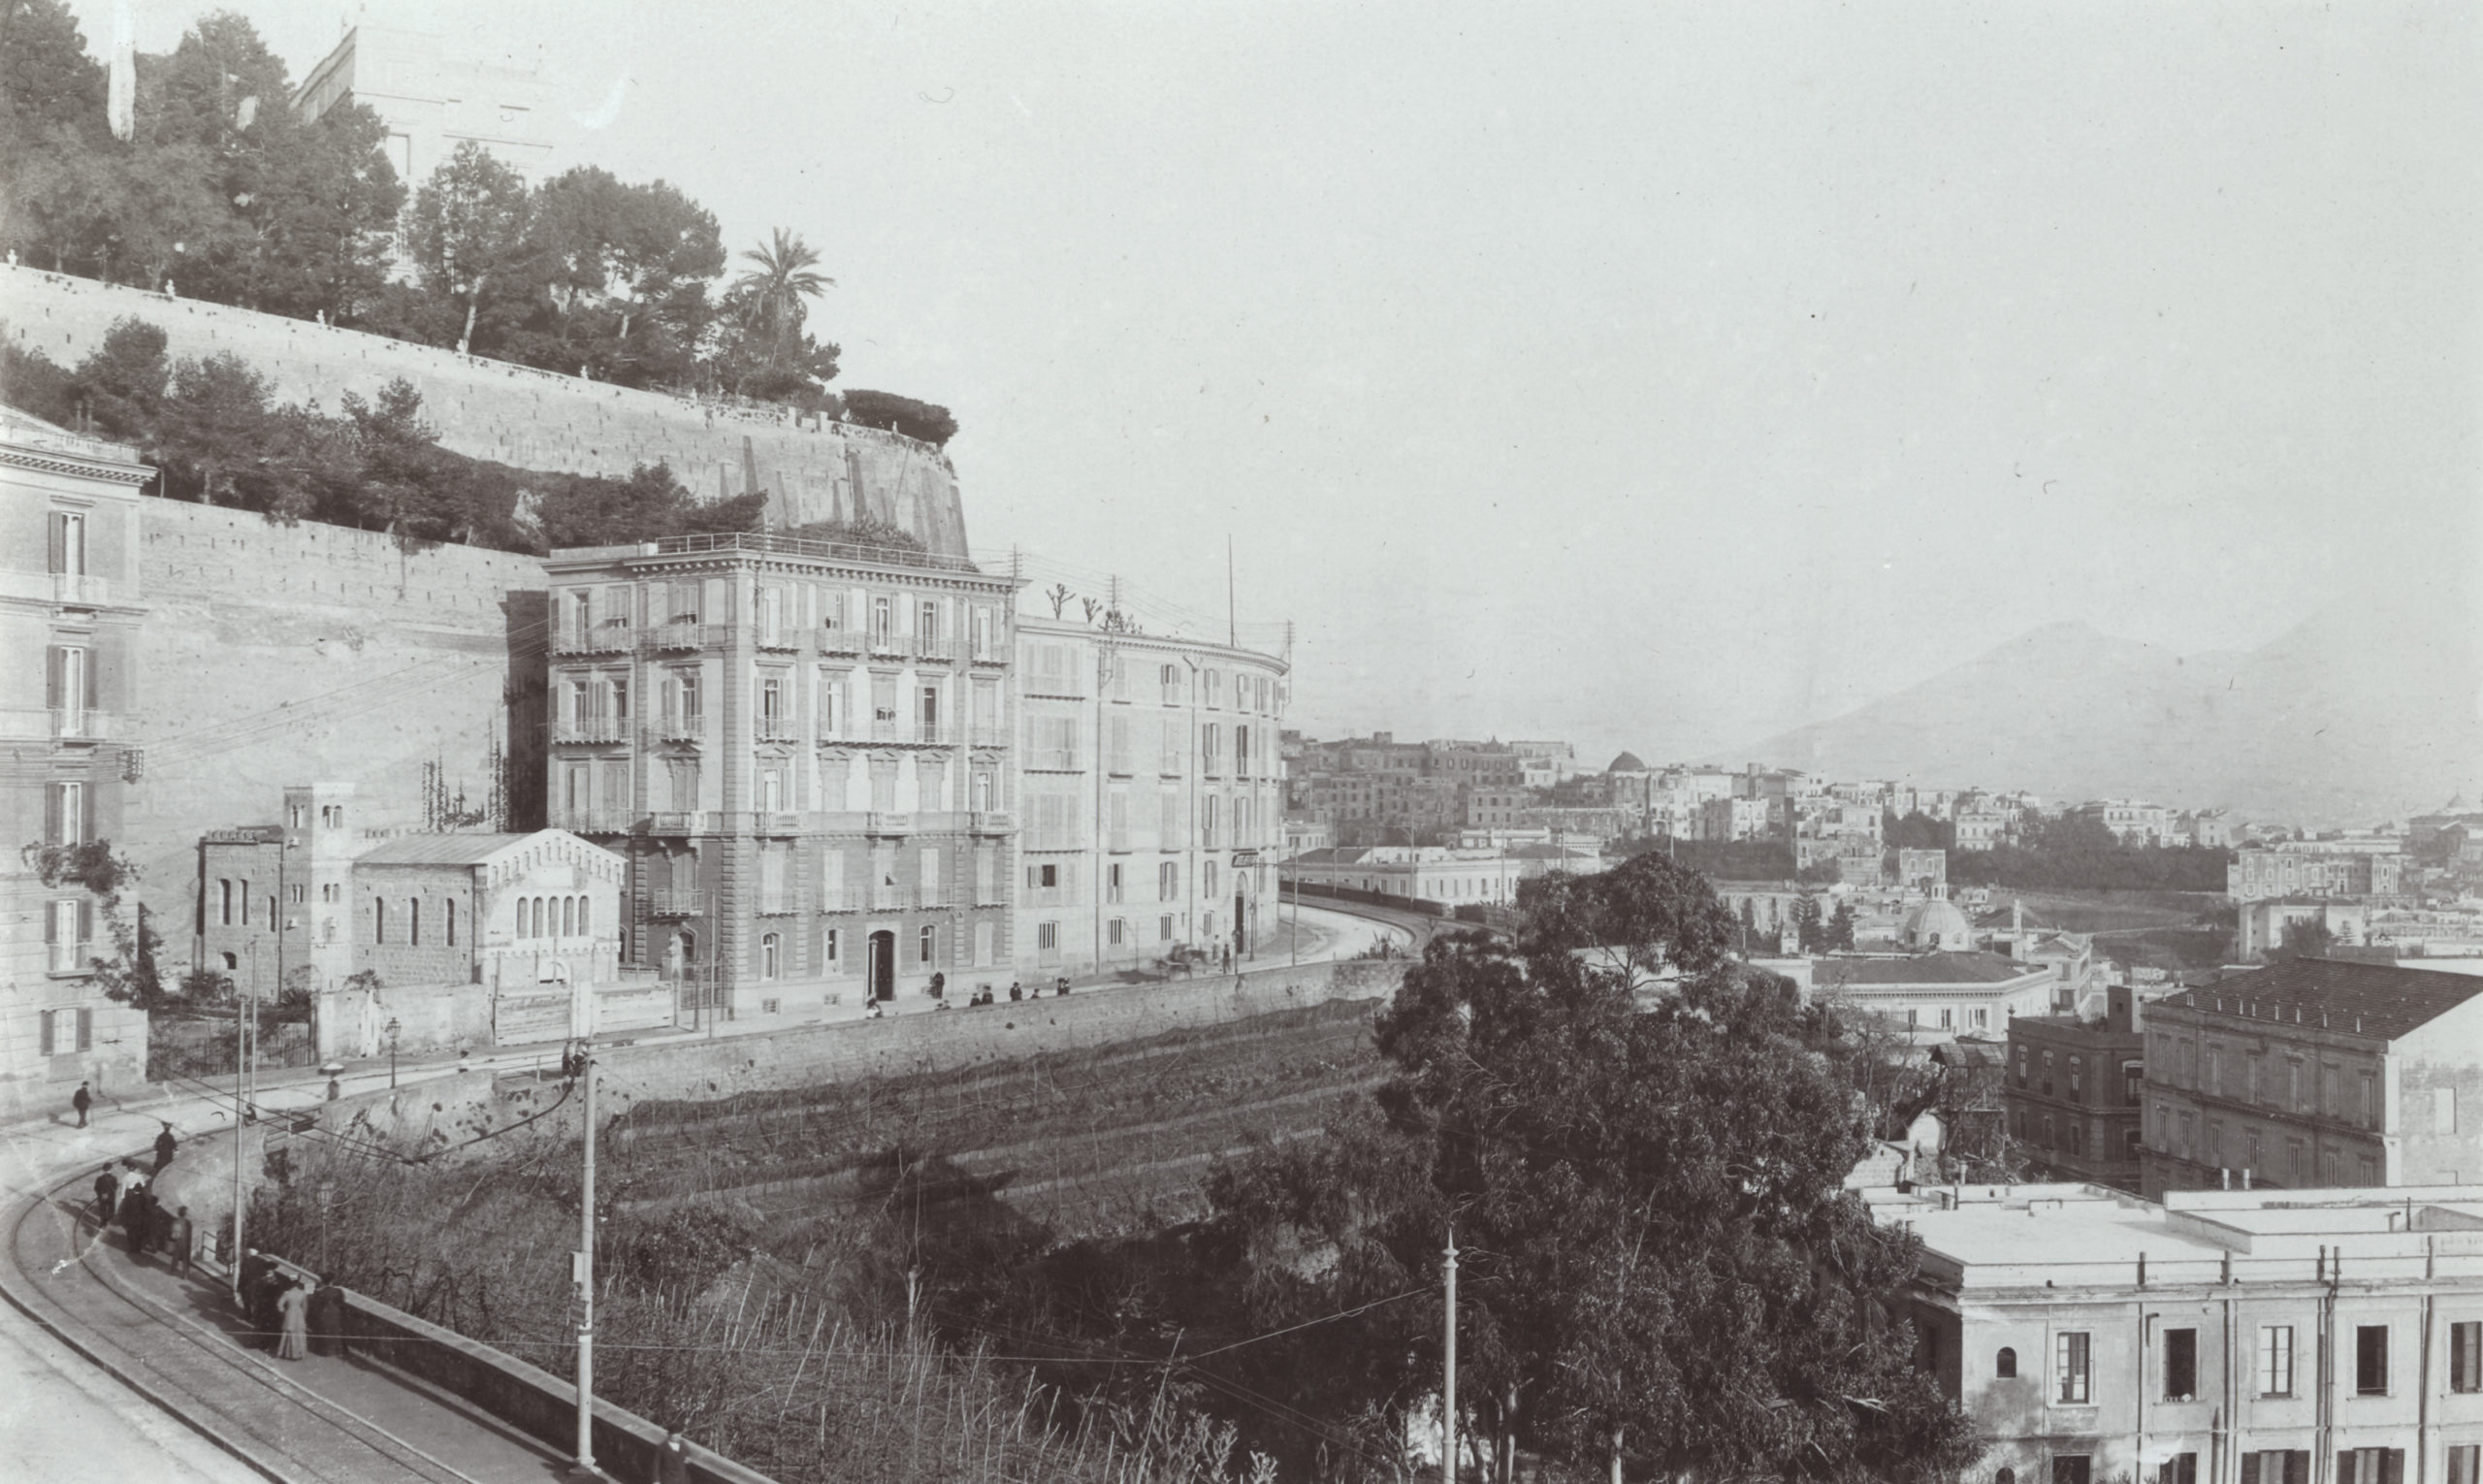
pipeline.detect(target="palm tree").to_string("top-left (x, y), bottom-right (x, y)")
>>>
top-left (729, 228), bottom-right (834, 369)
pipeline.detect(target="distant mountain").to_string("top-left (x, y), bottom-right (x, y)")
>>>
top-left (1724, 614), bottom-right (2481, 825)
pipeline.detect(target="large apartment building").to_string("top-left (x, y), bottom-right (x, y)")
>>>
top-left (2230, 847), bottom-right (2407, 904)
top-left (2005, 984), bottom-right (2150, 1191)
top-left (1012, 617), bottom-right (1288, 978)
top-left (1, 408), bottom-right (152, 1117)
top-left (541, 532), bottom-right (1020, 1016)
top-left (2139, 958), bottom-right (2483, 1198)
top-left (1872, 1180), bottom-right (2483, 1482)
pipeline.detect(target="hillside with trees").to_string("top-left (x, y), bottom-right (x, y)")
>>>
top-left (0, 2), bottom-right (951, 437)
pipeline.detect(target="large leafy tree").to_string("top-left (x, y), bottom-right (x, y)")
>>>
top-left (407, 141), bottom-right (536, 355)
top-left (520, 167), bottom-right (723, 386)
top-left (1194, 854), bottom-right (1976, 1481)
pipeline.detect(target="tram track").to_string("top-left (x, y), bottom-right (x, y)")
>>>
top-left (0, 1159), bottom-right (482, 1484)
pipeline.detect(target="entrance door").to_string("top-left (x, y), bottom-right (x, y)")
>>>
top-left (868, 930), bottom-right (896, 1002)
top-left (1235, 891), bottom-right (1247, 954)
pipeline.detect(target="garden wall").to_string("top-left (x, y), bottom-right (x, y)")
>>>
top-left (2, 264), bottom-right (971, 552)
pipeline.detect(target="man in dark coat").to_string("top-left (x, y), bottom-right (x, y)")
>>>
top-left (238, 1249), bottom-right (273, 1337)
top-left (118, 1183), bottom-right (153, 1257)
top-left (656, 1429), bottom-right (693, 1484)
top-left (250, 1267), bottom-right (285, 1349)
top-left (153, 1122), bottom-right (177, 1173)
top-left (91, 1167), bottom-right (118, 1226)
top-left (306, 1279), bottom-right (348, 1358)
top-left (167, 1206), bottom-right (195, 1278)
top-left (72, 1082), bottom-right (91, 1128)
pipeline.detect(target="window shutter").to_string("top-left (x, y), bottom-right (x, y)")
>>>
top-left (76, 1008), bottom-right (92, 1051)
top-left (77, 898), bottom-right (93, 947)
top-left (2382, 1452), bottom-right (2405, 1484)
top-left (79, 783), bottom-right (93, 843)
top-left (38, 1011), bottom-right (55, 1057)
top-left (48, 513), bottom-right (67, 574)
top-left (2340, 1455), bottom-right (2359, 1484)
top-left (2285, 1454), bottom-right (2307, 1484)
top-left (47, 646), bottom-right (64, 709)
top-left (44, 903), bottom-right (57, 946)
top-left (44, 785), bottom-right (61, 846)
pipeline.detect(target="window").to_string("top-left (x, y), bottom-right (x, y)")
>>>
top-left (1995, 1346), bottom-right (2016, 1378)
top-left (46, 643), bottom-right (92, 727)
top-left (2243, 1453), bottom-right (2309, 1484)
top-left (2355, 1324), bottom-right (2388, 1396)
top-left (2042, 1049), bottom-right (2054, 1094)
top-left (2052, 1459), bottom-right (2091, 1484)
top-left (1107, 862), bottom-right (1124, 903)
top-left (2337, 1451), bottom-right (2405, 1484)
top-left (2447, 1447), bottom-right (2478, 1484)
top-left (446, 900), bottom-right (458, 947)
top-left (1037, 921), bottom-right (1057, 951)
top-left (2360, 1072), bottom-right (2378, 1129)
top-left (1160, 861), bottom-right (1178, 901)
top-left (2288, 1141), bottom-right (2306, 1182)
top-left (1160, 915), bottom-right (1175, 942)
top-left (824, 928), bottom-right (841, 969)
top-left (760, 932), bottom-right (781, 980)
top-left (2070, 1056), bottom-right (2083, 1098)
top-left (409, 899), bottom-right (422, 947)
top-left (373, 898), bottom-right (387, 943)
top-left (1108, 918), bottom-right (1127, 946)
top-left (46, 780), bottom-right (88, 846)
top-left (2163, 1327), bottom-right (2196, 1402)
top-left (918, 924), bottom-right (935, 965)
top-left (2155, 1457), bottom-right (2197, 1484)
top-left (218, 879), bottom-right (235, 926)
top-left (2015, 1046), bottom-right (2029, 1087)
top-left (2439, 1087), bottom-right (2460, 1135)
top-left (2259, 1324), bottom-right (2294, 1397)
top-left (2055, 1331), bottom-right (2091, 1403)
top-left (48, 509), bottom-right (85, 575)
top-left (2450, 1320), bottom-right (2480, 1393)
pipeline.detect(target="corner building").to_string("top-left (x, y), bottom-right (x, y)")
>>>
top-left (542, 533), bottom-right (1020, 1017)
top-left (1013, 618), bottom-right (1288, 978)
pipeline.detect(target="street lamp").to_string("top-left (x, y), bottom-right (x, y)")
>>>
top-left (386, 1017), bottom-right (401, 1089)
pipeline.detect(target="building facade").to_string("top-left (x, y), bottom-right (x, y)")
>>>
top-left (1812, 951), bottom-right (2060, 1044)
top-left (2138, 959), bottom-right (2483, 1198)
top-left (1, 408), bottom-right (151, 1117)
top-left (1009, 617), bottom-right (1289, 979)
top-left (2230, 847), bottom-right (2407, 904)
top-left (1873, 1180), bottom-right (2483, 1484)
top-left (541, 532), bottom-right (1019, 1017)
top-left (2006, 985), bottom-right (2149, 1190)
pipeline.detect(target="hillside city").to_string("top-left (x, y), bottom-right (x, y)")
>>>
top-left (5, 8), bottom-right (2483, 1484)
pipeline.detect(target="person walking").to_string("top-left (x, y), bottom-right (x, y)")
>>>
top-left (1009, 980), bottom-right (1022, 1002)
top-left (72, 1082), bottom-right (91, 1128)
top-left (655, 1428), bottom-right (693, 1484)
top-left (153, 1122), bottom-right (177, 1173)
top-left (275, 1279), bottom-right (310, 1361)
top-left (167, 1207), bottom-right (195, 1279)
top-left (91, 1167), bottom-right (118, 1226)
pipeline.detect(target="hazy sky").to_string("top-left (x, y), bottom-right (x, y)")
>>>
top-left (70, 1), bottom-right (2483, 765)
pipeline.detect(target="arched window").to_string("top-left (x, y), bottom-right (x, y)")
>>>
top-left (513, 898), bottom-right (528, 941)
top-left (563, 896), bottom-right (575, 938)
top-left (1996, 1347), bottom-right (2017, 1378)
top-left (918, 923), bottom-right (935, 964)
top-left (533, 898), bottom-right (547, 938)
top-left (760, 932), bottom-right (781, 980)
top-left (221, 951), bottom-right (238, 970)
top-left (1996, 1470), bottom-right (2016, 1484)
top-left (577, 897), bottom-right (589, 936)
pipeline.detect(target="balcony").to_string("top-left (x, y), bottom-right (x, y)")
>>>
top-left (654, 716), bottom-right (706, 744)
top-left (754, 890), bottom-right (803, 917)
top-left (553, 808), bottom-right (637, 833)
top-left (859, 719), bottom-right (957, 747)
top-left (969, 811), bottom-right (1016, 835)
top-left (554, 718), bottom-right (629, 744)
top-left (756, 720), bottom-right (801, 744)
top-left (915, 634), bottom-right (955, 663)
top-left (819, 894), bottom-right (861, 915)
top-left (647, 811), bottom-right (713, 835)
top-left (48, 941), bottom-right (95, 975)
top-left (552, 625), bottom-right (633, 656)
top-left (757, 812), bottom-right (802, 835)
top-left (819, 627), bottom-right (863, 657)
top-left (644, 623), bottom-right (730, 654)
top-left (754, 628), bottom-right (801, 654)
top-left (870, 884), bottom-right (921, 911)
top-left (51, 709), bottom-right (114, 742)
top-left (49, 572), bottom-right (115, 606)
top-left (649, 890), bottom-right (704, 917)
top-left (969, 642), bottom-right (1006, 667)
top-left (864, 812), bottom-right (911, 836)
top-left (866, 628), bottom-right (905, 658)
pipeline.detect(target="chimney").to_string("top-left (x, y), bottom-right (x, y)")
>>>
top-left (2242, 1168), bottom-right (2253, 1189)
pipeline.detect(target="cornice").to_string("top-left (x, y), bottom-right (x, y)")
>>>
top-left (0, 446), bottom-right (154, 486)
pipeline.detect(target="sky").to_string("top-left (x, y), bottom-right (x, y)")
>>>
top-left (65, 0), bottom-right (2483, 767)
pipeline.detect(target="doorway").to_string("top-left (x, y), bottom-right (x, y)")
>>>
top-left (1234, 891), bottom-right (1247, 955)
top-left (868, 930), bottom-right (896, 1002)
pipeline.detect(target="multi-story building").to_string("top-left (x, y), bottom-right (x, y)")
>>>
top-left (1426, 741), bottom-right (1523, 787)
top-left (1464, 786), bottom-right (1529, 830)
top-left (2138, 958), bottom-right (2483, 1198)
top-left (1811, 949), bottom-right (2059, 1044)
top-left (2073, 798), bottom-right (2174, 846)
top-left (295, 22), bottom-right (557, 191)
top-left (1282, 846), bottom-right (1526, 910)
top-left (2, 407), bottom-right (151, 1117)
top-left (1697, 794), bottom-right (1774, 842)
top-left (196, 782), bottom-right (367, 1001)
top-left (2236, 898), bottom-right (2373, 962)
top-left (2230, 846), bottom-right (2407, 904)
top-left (2006, 984), bottom-right (2150, 1190)
top-left (541, 532), bottom-right (1020, 1016)
top-left (1009, 617), bottom-right (1288, 978)
top-left (1895, 848), bottom-right (1949, 895)
top-left (1872, 1179), bottom-right (2483, 1482)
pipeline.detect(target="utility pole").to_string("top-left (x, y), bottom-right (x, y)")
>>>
top-left (572, 1045), bottom-right (597, 1475)
top-left (229, 957), bottom-right (246, 1296)
top-left (1441, 1229), bottom-right (1458, 1484)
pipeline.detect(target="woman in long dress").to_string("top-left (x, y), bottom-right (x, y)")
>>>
top-left (275, 1280), bottom-right (311, 1361)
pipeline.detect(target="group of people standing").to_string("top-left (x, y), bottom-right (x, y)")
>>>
top-left (88, 1124), bottom-right (194, 1277)
top-left (237, 1249), bottom-right (343, 1362)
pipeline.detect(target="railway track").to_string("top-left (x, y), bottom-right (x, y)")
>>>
top-left (0, 1159), bottom-right (487, 1484)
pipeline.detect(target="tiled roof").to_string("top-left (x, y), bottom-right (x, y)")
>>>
top-left (1815, 952), bottom-right (2044, 986)
top-left (354, 833), bottom-right (536, 866)
top-left (2164, 957), bottom-right (2483, 1042)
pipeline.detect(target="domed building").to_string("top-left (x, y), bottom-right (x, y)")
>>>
top-left (1607, 751), bottom-right (1649, 775)
top-left (1900, 893), bottom-right (1977, 952)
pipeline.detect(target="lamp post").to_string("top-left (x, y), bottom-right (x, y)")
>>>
top-left (385, 1016), bottom-right (401, 1089)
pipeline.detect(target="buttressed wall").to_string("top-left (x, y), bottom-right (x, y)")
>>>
top-left (1, 265), bottom-right (972, 555)
top-left (129, 501), bottom-right (548, 970)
